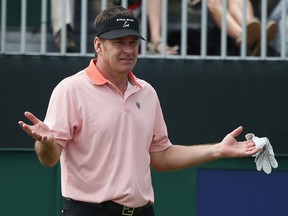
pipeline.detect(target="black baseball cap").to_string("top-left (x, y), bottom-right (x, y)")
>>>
top-left (95, 16), bottom-right (145, 40)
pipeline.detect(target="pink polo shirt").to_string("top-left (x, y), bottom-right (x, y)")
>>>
top-left (44, 59), bottom-right (172, 207)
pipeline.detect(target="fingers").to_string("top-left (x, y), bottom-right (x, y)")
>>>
top-left (18, 121), bottom-right (38, 139)
top-left (18, 111), bottom-right (43, 141)
top-left (247, 145), bottom-right (261, 156)
top-left (18, 111), bottom-right (40, 128)
top-left (18, 120), bottom-right (32, 134)
top-left (18, 120), bottom-right (25, 127)
top-left (244, 139), bottom-right (261, 155)
top-left (24, 111), bottom-right (41, 125)
top-left (229, 126), bottom-right (243, 138)
top-left (246, 140), bottom-right (258, 149)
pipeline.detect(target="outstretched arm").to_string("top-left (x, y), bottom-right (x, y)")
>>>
top-left (18, 111), bottom-right (62, 167)
top-left (150, 126), bottom-right (260, 171)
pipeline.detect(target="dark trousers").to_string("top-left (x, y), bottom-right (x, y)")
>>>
top-left (61, 198), bottom-right (155, 216)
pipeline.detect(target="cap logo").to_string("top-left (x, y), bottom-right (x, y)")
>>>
top-left (116, 18), bottom-right (134, 22)
top-left (123, 21), bottom-right (129, 28)
top-left (116, 18), bottom-right (134, 28)
top-left (95, 16), bottom-right (145, 40)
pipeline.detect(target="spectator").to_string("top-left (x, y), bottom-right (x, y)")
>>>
top-left (207, 0), bottom-right (277, 56)
top-left (146, 0), bottom-right (179, 54)
top-left (116, 0), bottom-right (179, 54)
top-left (269, 0), bottom-right (288, 56)
top-left (19, 5), bottom-right (260, 216)
top-left (51, 0), bottom-right (77, 52)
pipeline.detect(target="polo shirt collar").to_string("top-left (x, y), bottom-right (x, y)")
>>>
top-left (85, 59), bottom-right (142, 89)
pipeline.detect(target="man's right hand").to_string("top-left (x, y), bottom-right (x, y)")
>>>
top-left (18, 111), bottom-right (62, 167)
top-left (18, 111), bottom-right (54, 144)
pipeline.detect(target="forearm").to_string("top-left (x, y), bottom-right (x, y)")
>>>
top-left (34, 140), bottom-right (62, 167)
top-left (151, 126), bottom-right (259, 172)
top-left (151, 144), bottom-right (221, 172)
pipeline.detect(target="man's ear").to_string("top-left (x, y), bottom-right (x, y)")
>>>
top-left (94, 37), bottom-right (102, 54)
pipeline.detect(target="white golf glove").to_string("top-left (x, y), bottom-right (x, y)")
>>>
top-left (245, 133), bottom-right (278, 174)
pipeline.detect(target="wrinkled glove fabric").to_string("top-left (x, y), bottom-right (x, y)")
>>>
top-left (245, 133), bottom-right (278, 174)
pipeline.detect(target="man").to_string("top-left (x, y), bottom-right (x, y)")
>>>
top-left (18, 6), bottom-right (260, 216)
top-left (51, 0), bottom-right (76, 52)
top-left (207, 0), bottom-right (277, 56)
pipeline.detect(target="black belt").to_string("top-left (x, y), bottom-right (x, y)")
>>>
top-left (67, 198), bottom-right (152, 216)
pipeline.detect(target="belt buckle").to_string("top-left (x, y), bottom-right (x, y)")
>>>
top-left (122, 206), bottom-right (135, 216)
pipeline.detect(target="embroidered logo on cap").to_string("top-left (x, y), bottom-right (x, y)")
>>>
top-left (95, 16), bottom-right (144, 40)
top-left (123, 21), bottom-right (129, 28)
top-left (116, 18), bottom-right (134, 28)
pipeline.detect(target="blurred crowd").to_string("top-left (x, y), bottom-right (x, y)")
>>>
top-left (51, 0), bottom-right (286, 57)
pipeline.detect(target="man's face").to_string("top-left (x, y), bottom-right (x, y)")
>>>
top-left (96, 35), bottom-right (140, 75)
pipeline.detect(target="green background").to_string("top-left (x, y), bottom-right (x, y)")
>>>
top-left (1, 55), bottom-right (288, 215)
